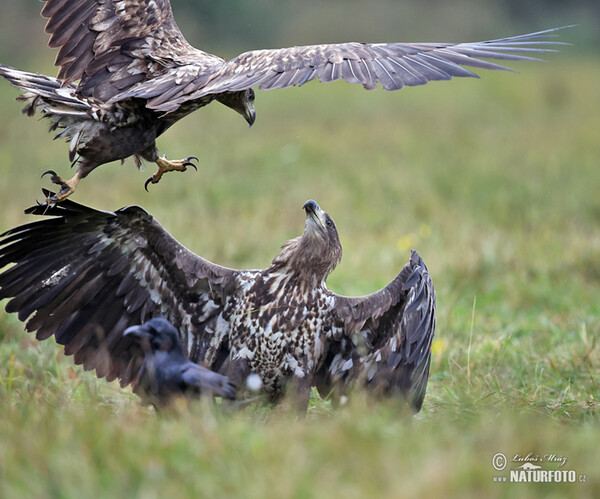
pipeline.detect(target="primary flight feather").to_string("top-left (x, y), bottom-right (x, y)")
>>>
top-left (0, 0), bottom-right (568, 201)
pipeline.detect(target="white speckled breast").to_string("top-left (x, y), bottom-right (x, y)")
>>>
top-left (227, 270), bottom-right (335, 396)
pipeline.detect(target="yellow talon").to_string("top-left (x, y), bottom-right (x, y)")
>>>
top-left (145, 155), bottom-right (198, 191)
top-left (41, 170), bottom-right (82, 202)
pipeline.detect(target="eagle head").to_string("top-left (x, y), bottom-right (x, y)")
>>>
top-left (216, 89), bottom-right (256, 127)
top-left (272, 200), bottom-right (342, 283)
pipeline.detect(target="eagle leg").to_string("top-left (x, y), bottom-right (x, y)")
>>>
top-left (144, 155), bottom-right (198, 191)
top-left (41, 169), bottom-right (82, 203)
top-left (276, 375), bottom-right (312, 415)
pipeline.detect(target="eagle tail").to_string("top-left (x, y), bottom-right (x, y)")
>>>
top-left (0, 64), bottom-right (96, 161)
top-left (0, 64), bottom-right (88, 111)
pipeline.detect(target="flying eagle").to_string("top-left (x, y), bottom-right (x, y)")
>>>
top-left (0, 0), bottom-right (567, 202)
top-left (0, 194), bottom-right (435, 411)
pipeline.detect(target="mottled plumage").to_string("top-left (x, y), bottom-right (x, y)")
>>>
top-left (0, 195), bottom-right (435, 411)
top-left (123, 318), bottom-right (236, 406)
top-left (0, 0), bottom-right (568, 200)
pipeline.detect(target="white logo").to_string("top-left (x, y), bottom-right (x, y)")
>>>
top-left (491, 452), bottom-right (586, 484)
top-left (514, 462), bottom-right (542, 471)
top-left (492, 453), bottom-right (507, 471)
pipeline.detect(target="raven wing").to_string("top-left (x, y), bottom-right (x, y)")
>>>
top-left (41, 0), bottom-right (224, 100)
top-left (179, 361), bottom-right (237, 400)
top-left (317, 250), bottom-right (436, 412)
top-left (124, 27), bottom-right (568, 113)
top-left (0, 191), bottom-right (238, 387)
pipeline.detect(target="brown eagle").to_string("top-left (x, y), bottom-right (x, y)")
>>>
top-left (0, 194), bottom-right (435, 411)
top-left (0, 0), bottom-right (567, 202)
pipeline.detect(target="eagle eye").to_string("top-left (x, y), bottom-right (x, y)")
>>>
top-left (325, 219), bottom-right (333, 228)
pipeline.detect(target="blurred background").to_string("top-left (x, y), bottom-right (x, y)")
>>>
top-left (0, 1), bottom-right (598, 497)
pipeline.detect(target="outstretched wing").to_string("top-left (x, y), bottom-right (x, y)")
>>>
top-left (0, 191), bottom-right (238, 387)
top-left (317, 250), bottom-right (436, 412)
top-left (129, 26), bottom-right (569, 113)
top-left (41, 0), bottom-right (223, 100)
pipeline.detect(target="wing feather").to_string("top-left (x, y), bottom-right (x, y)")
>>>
top-left (0, 191), bottom-right (239, 387)
top-left (40, 0), bottom-right (223, 100)
top-left (180, 362), bottom-right (237, 399)
top-left (38, 3), bottom-right (568, 116)
top-left (318, 250), bottom-right (436, 411)
top-left (139, 26), bottom-right (567, 113)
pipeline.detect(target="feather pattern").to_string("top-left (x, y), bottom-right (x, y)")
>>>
top-left (122, 26), bottom-right (569, 113)
top-left (0, 191), bottom-right (236, 387)
top-left (41, 0), bottom-right (224, 100)
top-left (313, 251), bottom-right (435, 411)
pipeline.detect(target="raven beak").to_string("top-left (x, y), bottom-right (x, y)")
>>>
top-left (124, 324), bottom-right (152, 341)
top-left (303, 199), bottom-right (326, 229)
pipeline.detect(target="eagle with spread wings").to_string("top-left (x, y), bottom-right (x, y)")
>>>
top-left (0, 194), bottom-right (435, 411)
top-left (0, 0), bottom-right (566, 202)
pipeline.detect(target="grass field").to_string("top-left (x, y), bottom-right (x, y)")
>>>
top-left (0, 51), bottom-right (599, 497)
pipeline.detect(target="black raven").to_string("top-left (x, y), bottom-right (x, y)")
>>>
top-left (123, 317), bottom-right (236, 407)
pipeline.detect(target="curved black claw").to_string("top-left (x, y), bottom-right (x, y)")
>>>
top-left (144, 177), bottom-right (153, 192)
top-left (183, 161), bottom-right (198, 171)
top-left (41, 169), bottom-right (58, 179)
top-left (187, 156), bottom-right (199, 162)
top-left (41, 170), bottom-right (67, 190)
top-left (35, 189), bottom-right (58, 212)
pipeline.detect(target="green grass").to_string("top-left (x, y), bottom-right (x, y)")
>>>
top-left (0, 56), bottom-right (599, 497)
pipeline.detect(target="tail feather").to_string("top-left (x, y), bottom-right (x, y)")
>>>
top-left (0, 64), bottom-right (95, 160)
top-left (0, 64), bottom-right (88, 109)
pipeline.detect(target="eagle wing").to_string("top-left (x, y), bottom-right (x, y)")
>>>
top-left (41, 2), bottom-right (567, 114)
top-left (0, 191), bottom-right (238, 388)
top-left (317, 250), bottom-right (436, 411)
top-left (41, 0), bottom-right (224, 100)
top-left (124, 26), bottom-right (567, 113)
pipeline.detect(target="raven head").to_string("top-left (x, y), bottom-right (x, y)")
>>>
top-left (124, 318), bottom-right (183, 355)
